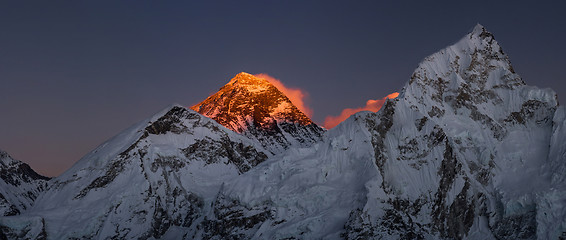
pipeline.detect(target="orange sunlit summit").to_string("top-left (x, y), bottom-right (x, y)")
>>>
top-left (192, 72), bottom-right (399, 130)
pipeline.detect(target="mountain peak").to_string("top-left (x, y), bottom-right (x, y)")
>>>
top-left (467, 23), bottom-right (497, 46)
top-left (402, 24), bottom-right (555, 141)
top-left (471, 23), bottom-right (486, 36)
top-left (191, 72), bottom-right (324, 152)
top-left (228, 72), bottom-right (262, 83)
top-left (224, 72), bottom-right (273, 93)
top-left (192, 73), bottom-right (314, 131)
top-left (403, 24), bottom-right (526, 111)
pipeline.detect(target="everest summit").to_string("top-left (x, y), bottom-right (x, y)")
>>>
top-left (191, 72), bottom-right (325, 154)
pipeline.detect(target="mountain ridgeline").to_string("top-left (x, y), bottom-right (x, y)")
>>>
top-left (0, 150), bottom-right (49, 217)
top-left (1, 25), bottom-right (565, 239)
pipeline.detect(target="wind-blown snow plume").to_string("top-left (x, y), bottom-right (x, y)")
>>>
top-left (254, 73), bottom-right (313, 118)
top-left (324, 92), bottom-right (399, 129)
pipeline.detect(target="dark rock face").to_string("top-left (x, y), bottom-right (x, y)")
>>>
top-left (0, 150), bottom-right (50, 216)
top-left (365, 100), bottom-right (396, 188)
top-left (504, 100), bottom-right (555, 126)
top-left (0, 218), bottom-right (47, 240)
top-left (0, 193), bottom-right (20, 216)
top-left (138, 193), bottom-right (203, 239)
top-left (0, 162), bottom-right (50, 186)
top-left (75, 157), bottom-right (127, 199)
top-left (342, 209), bottom-right (374, 240)
top-left (491, 207), bottom-right (537, 239)
top-left (182, 136), bottom-right (268, 174)
top-left (198, 193), bottom-right (273, 240)
top-left (146, 106), bottom-right (201, 135)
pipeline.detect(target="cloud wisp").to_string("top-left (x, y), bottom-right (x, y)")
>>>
top-left (254, 73), bottom-right (314, 118)
top-left (324, 92), bottom-right (399, 129)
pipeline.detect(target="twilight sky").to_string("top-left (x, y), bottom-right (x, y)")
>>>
top-left (1, 1), bottom-right (565, 177)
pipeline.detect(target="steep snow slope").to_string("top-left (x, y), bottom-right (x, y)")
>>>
top-left (538, 106), bottom-right (566, 239)
top-left (1, 106), bottom-right (270, 239)
top-left (0, 150), bottom-right (49, 216)
top-left (195, 24), bottom-right (565, 239)
top-left (192, 72), bottom-right (324, 154)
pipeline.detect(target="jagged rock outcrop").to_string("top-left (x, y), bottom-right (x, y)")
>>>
top-left (0, 150), bottom-right (49, 217)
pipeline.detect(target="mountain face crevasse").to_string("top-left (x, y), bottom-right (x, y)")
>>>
top-left (1, 24), bottom-right (565, 239)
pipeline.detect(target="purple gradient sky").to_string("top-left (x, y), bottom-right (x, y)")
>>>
top-left (1, 1), bottom-right (565, 177)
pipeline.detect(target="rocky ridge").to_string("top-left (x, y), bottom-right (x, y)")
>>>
top-left (0, 150), bottom-right (49, 217)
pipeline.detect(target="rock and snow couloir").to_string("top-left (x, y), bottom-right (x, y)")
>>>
top-left (1, 24), bottom-right (565, 239)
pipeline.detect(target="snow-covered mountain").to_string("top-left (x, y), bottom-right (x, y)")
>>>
top-left (340, 24), bottom-right (565, 239)
top-left (0, 150), bottom-right (49, 216)
top-left (0, 105), bottom-right (273, 239)
top-left (191, 72), bottom-right (325, 154)
top-left (187, 24), bottom-right (566, 239)
top-left (0, 72), bottom-right (323, 239)
top-left (1, 24), bottom-right (565, 239)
